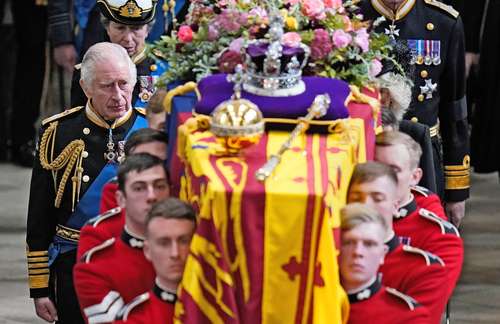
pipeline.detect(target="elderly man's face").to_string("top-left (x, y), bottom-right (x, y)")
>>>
top-left (106, 21), bottom-right (149, 57)
top-left (82, 59), bottom-right (134, 120)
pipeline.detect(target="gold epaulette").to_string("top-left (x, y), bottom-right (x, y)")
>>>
top-left (419, 208), bottom-right (460, 236)
top-left (402, 245), bottom-right (445, 266)
top-left (38, 120), bottom-right (86, 210)
top-left (444, 155), bottom-right (470, 190)
top-left (135, 107), bottom-right (146, 116)
top-left (26, 248), bottom-right (50, 290)
top-left (385, 287), bottom-right (420, 310)
top-left (423, 0), bottom-right (459, 18)
top-left (115, 292), bottom-right (150, 321)
top-left (82, 237), bottom-right (115, 264)
top-left (42, 106), bottom-right (84, 126)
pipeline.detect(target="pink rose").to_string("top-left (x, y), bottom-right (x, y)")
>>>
top-left (368, 59), bottom-right (383, 78)
top-left (310, 29), bottom-right (333, 60)
top-left (301, 0), bottom-right (326, 19)
top-left (178, 25), bottom-right (194, 43)
top-left (323, 0), bottom-right (342, 9)
top-left (218, 50), bottom-right (244, 73)
top-left (229, 38), bottom-right (244, 53)
top-left (332, 29), bottom-right (352, 48)
top-left (282, 32), bottom-right (302, 48)
top-left (354, 28), bottom-right (370, 53)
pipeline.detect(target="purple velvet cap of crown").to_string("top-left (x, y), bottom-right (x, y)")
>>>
top-left (195, 74), bottom-right (351, 120)
top-left (247, 43), bottom-right (306, 73)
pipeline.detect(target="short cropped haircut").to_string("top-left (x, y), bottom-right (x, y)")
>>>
top-left (340, 203), bottom-right (388, 237)
top-left (146, 198), bottom-right (197, 235)
top-left (124, 128), bottom-right (169, 156)
top-left (117, 153), bottom-right (167, 192)
top-left (376, 131), bottom-right (422, 169)
top-left (348, 161), bottom-right (398, 193)
top-left (146, 89), bottom-right (168, 115)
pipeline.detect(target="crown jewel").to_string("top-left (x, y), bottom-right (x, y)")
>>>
top-left (243, 5), bottom-right (310, 97)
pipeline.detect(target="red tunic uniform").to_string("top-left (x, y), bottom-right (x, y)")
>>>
top-left (411, 186), bottom-right (447, 220)
top-left (113, 281), bottom-right (175, 324)
top-left (347, 277), bottom-right (430, 324)
top-left (380, 235), bottom-right (448, 324)
top-left (396, 190), bottom-right (464, 301)
top-left (100, 179), bottom-right (119, 213)
top-left (74, 230), bottom-right (155, 324)
top-left (77, 207), bottom-right (125, 260)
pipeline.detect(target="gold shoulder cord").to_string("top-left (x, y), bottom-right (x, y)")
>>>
top-left (39, 121), bottom-right (85, 211)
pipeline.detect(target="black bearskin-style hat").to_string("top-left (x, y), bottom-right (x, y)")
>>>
top-left (97, 0), bottom-right (158, 25)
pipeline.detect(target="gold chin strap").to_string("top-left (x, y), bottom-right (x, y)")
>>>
top-left (39, 121), bottom-right (85, 210)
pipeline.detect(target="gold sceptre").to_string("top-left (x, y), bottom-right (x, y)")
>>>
top-left (255, 94), bottom-right (331, 182)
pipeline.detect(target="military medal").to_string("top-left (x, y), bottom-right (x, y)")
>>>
top-left (105, 129), bottom-right (117, 163)
top-left (385, 21), bottom-right (400, 39)
top-left (424, 40), bottom-right (432, 65)
top-left (420, 79), bottom-right (437, 100)
top-left (416, 40), bottom-right (424, 65)
top-left (138, 75), bottom-right (156, 103)
top-left (117, 141), bottom-right (126, 164)
top-left (432, 40), bottom-right (441, 65)
top-left (408, 39), bottom-right (417, 65)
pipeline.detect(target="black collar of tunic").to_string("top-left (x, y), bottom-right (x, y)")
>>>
top-left (121, 228), bottom-right (145, 249)
top-left (396, 197), bottom-right (417, 218)
top-left (153, 281), bottom-right (177, 304)
top-left (348, 276), bottom-right (382, 304)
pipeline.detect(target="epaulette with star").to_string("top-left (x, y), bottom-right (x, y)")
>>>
top-left (423, 0), bottom-right (459, 18)
top-left (411, 185), bottom-right (432, 197)
top-left (385, 287), bottom-right (422, 310)
top-left (115, 292), bottom-right (150, 321)
top-left (402, 245), bottom-right (445, 266)
top-left (41, 106), bottom-right (84, 126)
top-left (419, 208), bottom-right (460, 236)
top-left (87, 207), bottom-right (122, 227)
top-left (81, 237), bottom-right (115, 263)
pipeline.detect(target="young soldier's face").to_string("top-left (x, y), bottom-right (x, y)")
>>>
top-left (144, 218), bottom-right (195, 288)
top-left (117, 165), bottom-right (170, 227)
top-left (347, 176), bottom-right (399, 222)
top-left (375, 144), bottom-right (420, 202)
top-left (340, 223), bottom-right (387, 290)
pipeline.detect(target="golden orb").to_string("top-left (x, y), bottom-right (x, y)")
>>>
top-left (210, 98), bottom-right (265, 154)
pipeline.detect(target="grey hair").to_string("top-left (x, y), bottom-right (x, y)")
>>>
top-left (376, 72), bottom-right (412, 121)
top-left (80, 42), bottom-right (137, 87)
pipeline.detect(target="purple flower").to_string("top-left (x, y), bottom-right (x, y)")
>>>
top-left (354, 28), bottom-right (370, 53)
top-left (207, 25), bottom-right (219, 41)
top-left (310, 29), bottom-right (333, 60)
top-left (332, 29), bottom-right (352, 49)
top-left (214, 9), bottom-right (243, 33)
top-left (229, 38), bottom-right (245, 52)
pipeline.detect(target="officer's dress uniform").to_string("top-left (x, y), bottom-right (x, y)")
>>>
top-left (380, 235), bottom-right (448, 323)
top-left (76, 206), bottom-right (125, 259)
top-left (361, 0), bottom-right (470, 202)
top-left (74, 229), bottom-right (155, 323)
top-left (113, 280), bottom-right (176, 324)
top-left (396, 186), bottom-right (464, 298)
top-left (26, 104), bottom-right (147, 323)
top-left (347, 276), bottom-right (430, 324)
top-left (71, 48), bottom-right (168, 109)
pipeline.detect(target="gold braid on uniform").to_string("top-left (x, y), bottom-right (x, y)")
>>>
top-left (39, 121), bottom-right (85, 210)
